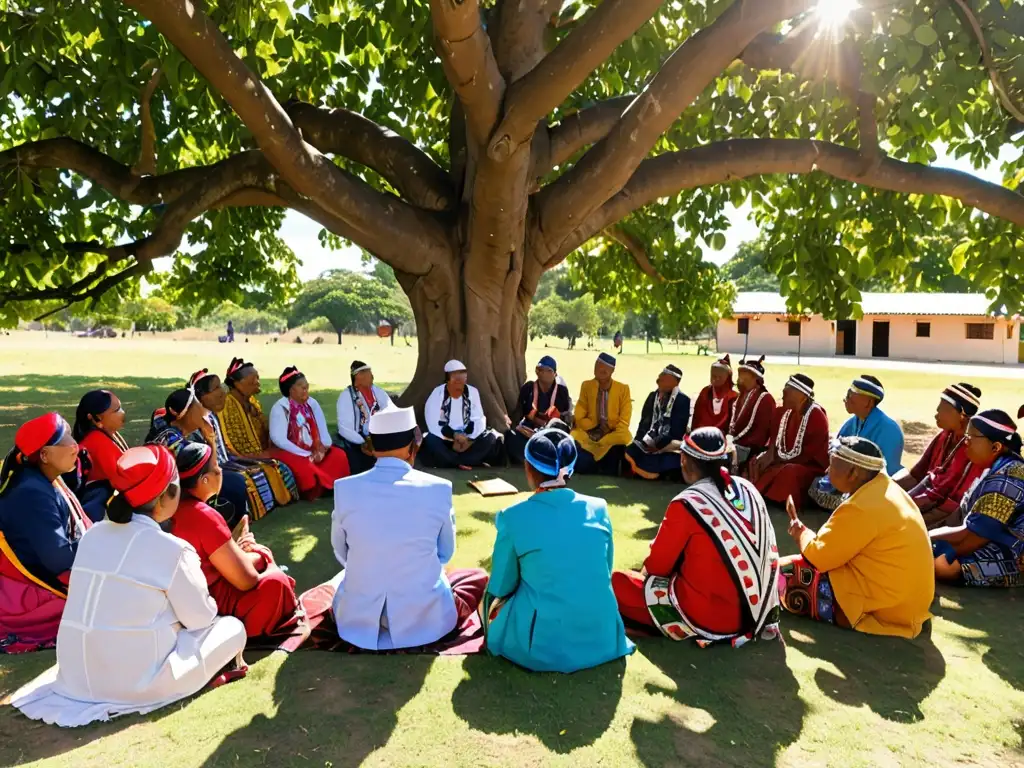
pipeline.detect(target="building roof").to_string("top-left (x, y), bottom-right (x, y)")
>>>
top-left (731, 292), bottom-right (1002, 318)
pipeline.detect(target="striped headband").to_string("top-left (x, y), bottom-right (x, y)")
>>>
top-left (178, 443), bottom-right (213, 480)
top-left (681, 433), bottom-right (731, 462)
top-left (829, 437), bottom-right (886, 472)
top-left (712, 354), bottom-right (731, 371)
top-left (739, 356), bottom-right (766, 378)
top-left (350, 364), bottom-right (372, 375)
top-left (661, 367), bottom-right (682, 379)
top-left (941, 383), bottom-right (981, 415)
top-left (785, 375), bottom-right (814, 399)
top-left (280, 368), bottom-right (303, 384)
top-left (970, 413), bottom-right (1017, 442)
top-left (850, 377), bottom-right (884, 401)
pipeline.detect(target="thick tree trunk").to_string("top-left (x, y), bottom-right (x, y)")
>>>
top-left (394, 246), bottom-right (535, 430)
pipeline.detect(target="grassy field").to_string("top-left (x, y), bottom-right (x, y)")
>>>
top-left (0, 332), bottom-right (1022, 768)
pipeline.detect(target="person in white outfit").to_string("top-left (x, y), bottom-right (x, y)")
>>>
top-left (420, 359), bottom-right (503, 469)
top-left (336, 360), bottom-right (392, 475)
top-left (330, 405), bottom-right (488, 650)
top-left (11, 446), bottom-right (246, 727)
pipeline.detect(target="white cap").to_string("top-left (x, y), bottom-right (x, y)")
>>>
top-left (444, 359), bottom-right (467, 374)
top-left (369, 405), bottom-right (417, 436)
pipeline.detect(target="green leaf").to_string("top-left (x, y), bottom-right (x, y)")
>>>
top-left (950, 241), bottom-right (970, 274)
top-left (889, 17), bottom-right (913, 37)
top-left (710, 233), bottom-right (727, 251)
top-left (913, 25), bottom-right (938, 47)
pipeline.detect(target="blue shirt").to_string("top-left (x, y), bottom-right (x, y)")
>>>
top-left (0, 466), bottom-right (80, 590)
top-left (330, 457), bottom-right (457, 650)
top-left (838, 406), bottom-right (905, 475)
top-left (485, 488), bottom-right (635, 673)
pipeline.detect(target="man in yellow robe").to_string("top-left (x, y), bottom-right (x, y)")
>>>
top-left (778, 436), bottom-right (934, 639)
top-left (571, 353), bottom-right (632, 475)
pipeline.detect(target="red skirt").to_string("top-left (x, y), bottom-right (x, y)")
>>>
top-left (209, 566), bottom-right (299, 638)
top-left (0, 554), bottom-right (66, 653)
top-left (755, 463), bottom-right (821, 512)
top-left (271, 447), bottom-right (350, 499)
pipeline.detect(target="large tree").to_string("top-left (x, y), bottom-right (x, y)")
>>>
top-left (2, 1), bottom-right (1023, 425)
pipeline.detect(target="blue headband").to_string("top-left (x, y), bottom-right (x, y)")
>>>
top-left (537, 355), bottom-right (557, 372)
top-left (851, 377), bottom-right (884, 401)
top-left (597, 352), bottom-right (616, 369)
top-left (524, 429), bottom-right (577, 488)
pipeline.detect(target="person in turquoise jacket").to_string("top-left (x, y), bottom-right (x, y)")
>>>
top-left (483, 428), bottom-right (635, 673)
top-left (810, 374), bottom-right (905, 510)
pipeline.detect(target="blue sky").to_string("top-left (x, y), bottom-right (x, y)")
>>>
top-left (279, 144), bottom-right (1012, 281)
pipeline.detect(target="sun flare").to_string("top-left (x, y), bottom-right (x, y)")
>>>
top-left (816, 0), bottom-right (860, 27)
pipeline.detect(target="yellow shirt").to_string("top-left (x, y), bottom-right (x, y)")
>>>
top-left (570, 379), bottom-right (632, 461)
top-left (801, 473), bottom-right (935, 639)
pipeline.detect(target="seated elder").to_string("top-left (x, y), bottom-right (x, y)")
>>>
top-left (810, 375), bottom-right (904, 511)
top-left (0, 414), bottom-right (90, 654)
top-left (270, 366), bottom-right (350, 500)
top-left (899, 383), bottom-right (983, 529)
top-left (72, 390), bottom-right (129, 522)
top-left (421, 360), bottom-right (504, 470)
top-left (336, 360), bottom-right (393, 475)
top-left (749, 374), bottom-right (829, 512)
top-left (728, 356), bottom-right (775, 472)
top-left (571, 353), bottom-right (632, 475)
top-left (331, 405), bottom-right (488, 650)
top-left (691, 355), bottom-right (737, 432)
top-left (932, 409), bottom-right (1024, 588)
top-left (780, 437), bottom-right (934, 638)
top-left (12, 446), bottom-right (246, 726)
top-left (624, 364), bottom-right (690, 481)
top-left (613, 427), bottom-right (781, 647)
top-left (190, 368), bottom-right (298, 520)
top-left (173, 443), bottom-right (299, 638)
top-left (505, 355), bottom-right (572, 465)
top-left (148, 388), bottom-right (248, 526)
top-left (485, 429), bottom-right (634, 672)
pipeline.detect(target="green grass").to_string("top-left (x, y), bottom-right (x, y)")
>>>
top-left (0, 333), bottom-right (1022, 767)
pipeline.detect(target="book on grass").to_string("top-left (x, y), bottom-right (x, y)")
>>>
top-left (468, 478), bottom-right (520, 497)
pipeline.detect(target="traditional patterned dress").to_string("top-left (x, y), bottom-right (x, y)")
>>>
top-left (779, 473), bottom-right (934, 638)
top-left (729, 385), bottom-right (776, 466)
top-left (754, 404), bottom-right (830, 511)
top-left (908, 430), bottom-right (981, 528)
top-left (336, 384), bottom-right (393, 474)
top-left (691, 383), bottom-right (738, 433)
top-left (204, 413), bottom-right (297, 521)
top-left (269, 397), bottom-right (350, 497)
top-left (624, 387), bottom-right (691, 480)
top-left (956, 455), bottom-right (1024, 588)
top-left (0, 469), bottom-right (91, 653)
top-left (506, 379), bottom-right (573, 464)
top-left (613, 476), bottom-right (781, 647)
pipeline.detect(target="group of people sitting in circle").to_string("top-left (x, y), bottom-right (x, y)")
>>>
top-left (1, 350), bottom-right (1021, 728)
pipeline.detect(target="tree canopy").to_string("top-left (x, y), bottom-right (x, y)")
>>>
top-left (2, 0), bottom-right (1023, 421)
top-left (288, 269), bottom-right (412, 343)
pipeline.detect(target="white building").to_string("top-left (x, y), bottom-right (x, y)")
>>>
top-left (717, 292), bottom-right (1021, 365)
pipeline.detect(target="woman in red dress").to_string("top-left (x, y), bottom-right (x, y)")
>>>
top-left (749, 374), bottom-right (829, 512)
top-left (690, 355), bottom-right (738, 432)
top-left (72, 390), bottom-right (129, 522)
top-left (172, 442), bottom-right (299, 638)
top-left (268, 367), bottom-right (350, 499)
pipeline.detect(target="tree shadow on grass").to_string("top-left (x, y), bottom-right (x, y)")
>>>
top-left (451, 654), bottom-right (626, 753)
top-left (931, 585), bottom-right (1024, 692)
top-left (785, 619), bottom-right (946, 723)
top-left (201, 653), bottom-right (434, 768)
top-left (631, 637), bottom-right (804, 768)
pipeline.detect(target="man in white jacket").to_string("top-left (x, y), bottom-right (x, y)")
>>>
top-left (336, 360), bottom-right (392, 475)
top-left (420, 360), bottom-right (503, 470)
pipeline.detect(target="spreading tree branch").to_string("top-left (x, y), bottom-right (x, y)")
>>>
top-left (534, 96), bottom-right (635, 178)
top-left (125, 0), bottom-right (448, 268)
top-left (950, 0), bottom-right (1024, 124)
top-left (536, 0), bottom-right (815, 251)
top-left (430, 0), bottom-right (505, 146)
top-left (132, 66), bottom-right (163, 177)
top-left (493, 0), bottom-right (562, 82)
top-left (286, 102), bottom-right (455, 211)
top-left (488, 0), bottom-right (664, 161)
top-left (551, 138), bottom-right (1024, 264)
top-left (603, 224), bottom-right (664, 281)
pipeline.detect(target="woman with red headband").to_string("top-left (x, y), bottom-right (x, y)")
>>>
top-left (269, 366), bottom-right (350, 499)
top-left (147, 388), bottom-right (249, 527)
top-left (0, 413), bottom-right (89, 653)
top-left (11, 446), bottom-right (247, 727)
top-left (612, 427), bottom-right (781, 648)
top-left (173, 443), bottom-right (299, 637)
top-left (72, 390), bottom-right (129, 522)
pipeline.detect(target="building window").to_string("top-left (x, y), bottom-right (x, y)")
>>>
top-left (737, 318), bottom-right (749, 335)
top-left (965, 323), bottom-right (995, 340)
top-left (916, 322), bottom-right (931, 338)
top-left (788, 321), bottom-right (801, 337)
top-left (1009, 324), bottom-right (1015, 340)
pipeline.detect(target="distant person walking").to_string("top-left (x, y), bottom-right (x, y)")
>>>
top-left (226, 320), bottom-right (235, 343)
top-left (613, 331), bottom-right (623, 355)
